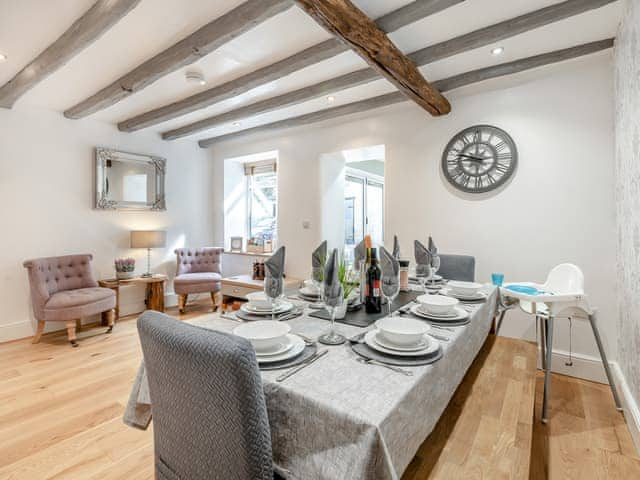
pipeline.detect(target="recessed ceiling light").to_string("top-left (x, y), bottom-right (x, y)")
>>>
top-left (232, 121), bottom-right (241, 127)
top-left (491, 47), bottom-right (504, 56)
top-left (185, 69), bottom-right (206, 86)
top-left (0, 53), bottom-right (6, 62)
top-left (327, 95), bottom-right (335, 103)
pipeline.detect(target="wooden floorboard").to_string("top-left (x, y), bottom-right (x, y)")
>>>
top-left (0, 303), bottom-right (637, 479)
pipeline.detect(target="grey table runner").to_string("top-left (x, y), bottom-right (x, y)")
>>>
top-left (125, 287), bottom-right (497, 479)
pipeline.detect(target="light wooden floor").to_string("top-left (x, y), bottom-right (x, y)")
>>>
top-left (0, 301), bottom-right (638, 479)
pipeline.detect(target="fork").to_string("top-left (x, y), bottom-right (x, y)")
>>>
top-left (356, 357), bottom-right (413, 376)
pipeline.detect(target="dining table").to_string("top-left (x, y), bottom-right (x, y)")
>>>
top-left (126, 285), bottom-right (498, 480)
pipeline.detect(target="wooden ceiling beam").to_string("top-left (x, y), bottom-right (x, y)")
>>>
top-left (164, 0), bottom-right (614, 140)
top-left (0, 0), bottom-right (141, 109)
top-left (63, 0), bottom-right (293, 119)
top-left (198, 39), bottom-right (614, 148)
top-left (118, 0), bottom-right (463, 132)
top-left (292, 0), bottom-right (450, 116)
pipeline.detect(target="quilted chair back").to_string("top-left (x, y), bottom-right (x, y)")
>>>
top-left (137, 311), bottom-right (273, 480)
top-left (174, 247), bottom-right (222, 275)
top-left (438, 254), bottom-right (476, 282)
top-left (23, 254), bottom-right (98, 318)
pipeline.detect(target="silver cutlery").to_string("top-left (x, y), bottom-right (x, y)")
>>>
top-left (430, 325), bottom-right (455, 332)
top-left (276, 349), bottom-right (328, 382)
top-left (428, 332), bottom-right (450, 342)
top-left (355, 357), bottom-right (413, 376)
top-left (220, 313), bottom-right (241, 322)
top-left (295, 333), bottom-right (316, 346)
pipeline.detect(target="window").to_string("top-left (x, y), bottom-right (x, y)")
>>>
top-left (246, 161), bottom-right (277, 244)
top-left (344, 168), bottom-right (384, 249)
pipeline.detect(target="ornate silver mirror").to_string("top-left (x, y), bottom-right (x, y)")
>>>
top-left (94, 147), bottom-right (166, 211)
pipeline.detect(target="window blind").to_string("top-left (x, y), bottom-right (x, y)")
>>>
top-left (244, 160), bottom-right (277, 176)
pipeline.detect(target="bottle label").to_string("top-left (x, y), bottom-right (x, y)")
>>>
top-left (372, 280), bottom-right (380, 297)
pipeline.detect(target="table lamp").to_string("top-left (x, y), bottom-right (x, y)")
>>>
top-left (131, 230), bottom-right (166, 277)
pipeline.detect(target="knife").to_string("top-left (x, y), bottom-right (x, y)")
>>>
top-left (276, 349), bottom-right (328, 382)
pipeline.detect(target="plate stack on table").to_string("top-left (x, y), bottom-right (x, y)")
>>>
top-left (235, 291), bottom-right (301, 322)
top-left (351, 317), bottom-right (443, 366)
top-left (440, 281), bottom-right (488, 303)
top-left (297, 279), bottom-right (322, 303)
top-left (410, 294), bottom-right (471, 326)
top-left (233, 321), bottom-right (316, 370)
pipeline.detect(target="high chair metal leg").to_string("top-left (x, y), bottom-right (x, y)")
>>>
top-left (541, 316), bottom-right (554, 424)
top-left (538, 316), bottom-right (547, 371)
top-left (588, 312), bottom-right (623, 411)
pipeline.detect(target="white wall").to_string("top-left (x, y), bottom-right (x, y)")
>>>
top-left (0, 106), bottom-right (216, 342)
top-left (210, 53), bottom-right (618, 380)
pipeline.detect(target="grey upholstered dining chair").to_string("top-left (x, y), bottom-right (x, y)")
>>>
top-left (23, 254), bottom-right (116, 347)
top-left (438, 254), bottom-right (476, 282)
top-left (173, 247), bottom-right (223, 313)
top-left (137, 311), bottom-right (274, 480)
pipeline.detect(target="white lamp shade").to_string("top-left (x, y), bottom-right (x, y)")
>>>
top-left (131, 230), bottom-right (166, 249)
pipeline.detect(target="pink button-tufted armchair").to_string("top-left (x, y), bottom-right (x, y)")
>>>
top-left (174, 248), bottom-right (223, 313)
top-left (23, 254), bottom-right (116, 347)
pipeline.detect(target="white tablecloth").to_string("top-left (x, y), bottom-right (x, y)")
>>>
top-left (127, 287), bottom-right (497, 480)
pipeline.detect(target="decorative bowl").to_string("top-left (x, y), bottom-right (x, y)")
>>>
top-left (233, 321), bottom-right (291, 353)
top-left (116, 271), bottom-right (135, 280)
top-left (447, 281), bottom-right (483, 296)
top-left (375, 317), bottom-right (430, 347)
top-left (416, 294), bottom-right (459, 315)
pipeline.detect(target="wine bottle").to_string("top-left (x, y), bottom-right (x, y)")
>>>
top-left (365, 248), bottom-right (382, 314)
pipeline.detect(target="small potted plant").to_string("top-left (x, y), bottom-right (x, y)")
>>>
top-left (335, 255), bottom-right (357, 319)
top-left (115, 257), bottom-right (135, 280)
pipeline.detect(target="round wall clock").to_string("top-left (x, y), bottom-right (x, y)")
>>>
top-left (441, 125), bottom-right (517, 193)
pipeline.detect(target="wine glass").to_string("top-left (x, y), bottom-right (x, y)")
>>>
top-left (430, 255), bottom-right (441, 285)
top-left (382, 273), bottom-right (400, 317)
top-left (318, 291), bottom-right (345, 345)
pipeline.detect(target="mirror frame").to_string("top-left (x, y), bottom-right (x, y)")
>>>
top-left (94, 147), bottom-right (166, 211)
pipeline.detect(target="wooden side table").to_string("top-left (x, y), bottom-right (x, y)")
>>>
top-left (98, 275), bottom-right (167, 322)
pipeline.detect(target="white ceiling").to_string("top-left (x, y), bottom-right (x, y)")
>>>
top-left (0, 0), bottom-right (623, 144)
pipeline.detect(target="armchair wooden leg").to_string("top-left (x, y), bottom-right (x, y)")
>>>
top-left (65, 320), bottom-right (78, 347)
top-left (32, 320), bottom-right (45, 344)
top-left (210, 292), bottom-right (220, 312)
top-left (76, 319), bottom-right (82, 332)
top-left (178, 294), bottom-right (188, 313)
top-left (105, 309), bottom-right (115, 334)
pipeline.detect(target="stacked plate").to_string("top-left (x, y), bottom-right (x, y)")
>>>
top-left (412, 294), bottom-right (469, 322)
top-left (440, 281), bottom-right (487, 302)
top-left (233, 321), bottom-right (306, 364)
top-left (365, 317), bottom-right (439, 357)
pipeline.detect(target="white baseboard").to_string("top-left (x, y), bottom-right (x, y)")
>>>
top-left (0, 320), bottom-right (34, 343)
top-left (612, 363), bottom-right (640, 455)
top-left (541, 347), bottom-right (610, 384)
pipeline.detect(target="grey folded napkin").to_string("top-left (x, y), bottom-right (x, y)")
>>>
top-left (414, 240), bottom-right (432, 276)
top-left (265, 246), bottom-right (285, 299)
top-left (323, 248), bottom-right (343, 307)
top-left (380, 246), bottom-right (400, 297)
top-left (392, 235), bottom-right (401, 259)
top-left (428, 236), bottom-right (438, 256)
top-left (312, 240), bottom-right (327, 282)
top-left (123, 361), bottom-right (152, 430)
top-left (353, 239), bottom-right (367, 271)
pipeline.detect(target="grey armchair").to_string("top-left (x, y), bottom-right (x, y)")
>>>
top-left (438, 254), bottom-right (476, 282)
top-left (137, 310), bottom-right (274, 480)
top-left (23, 254), bottom-right (116, 347)
top-left (173, 247), bottom-right (223, 313)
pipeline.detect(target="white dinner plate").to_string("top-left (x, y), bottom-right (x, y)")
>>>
top-left (411, 305), bottom-right (469, 322)
top-left (440, 288), bottom-right (487, 301)
top-left (416, 305), bottom-right (458, 318)
top-left (254, 337), bottom-right (294, 357)
top-left (256, 334), bottom-right (305, 363)
top-left (365, 330), bottom-right (439, 357)
top-left (373, 332), bottom-right (429, 351)
top-left (241, 301), bottom-right (293, 315)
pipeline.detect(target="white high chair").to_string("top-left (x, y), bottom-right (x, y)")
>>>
top-left (498, 263), bottom-right (622, 423)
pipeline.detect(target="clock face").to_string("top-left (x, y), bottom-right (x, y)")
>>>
top-left (441, 125), bottom-right (517, 193)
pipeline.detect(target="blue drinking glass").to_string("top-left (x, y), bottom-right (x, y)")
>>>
top-left (491, 273), bottom-right (504, 287)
